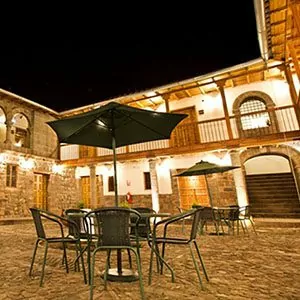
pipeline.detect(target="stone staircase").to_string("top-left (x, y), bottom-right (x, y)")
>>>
top-left (245, 173), bottom-right (300, 218)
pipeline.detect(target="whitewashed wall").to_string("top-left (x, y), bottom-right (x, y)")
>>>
top-left (244, 155), bottom-right (291, 174)
top-left (167, 77), bottom-right (294, 120)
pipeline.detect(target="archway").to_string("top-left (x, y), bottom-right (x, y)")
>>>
top-left (243, 152), bottom-right (300, 217)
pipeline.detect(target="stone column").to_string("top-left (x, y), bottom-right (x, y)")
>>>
top-left (230, 150), bottom-right (249, 207)
top-left (149, 158), bottom-right (160, 212)
top-left (90, 165), bottom-right (97, 208)
top-left (4, 120), bottom-right (13, 146)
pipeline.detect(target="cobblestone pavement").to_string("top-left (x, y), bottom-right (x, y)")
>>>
top-left (0, 221), bottom-right (299, 300)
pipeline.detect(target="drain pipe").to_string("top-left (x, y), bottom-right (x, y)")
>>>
top-left (253, 0), bottom-right (269, 62)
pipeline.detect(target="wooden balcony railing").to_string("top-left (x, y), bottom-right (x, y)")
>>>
top-left (60, 105), bottom-right (300, 161)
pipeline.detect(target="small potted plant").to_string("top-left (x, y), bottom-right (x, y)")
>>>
top-left (77, 201), bottom-right (85, 209)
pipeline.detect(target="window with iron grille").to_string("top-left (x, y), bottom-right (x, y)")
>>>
top-left (108, 176), bottom-right (115, 192)
top-left (144, 172), bottom-right (151, 190)
top-left (6, 164), bottom-right (17, 187)
top-left (240, 98), bottom-right (270, 130)
top-left (15, 127), bottom-right (28, 147)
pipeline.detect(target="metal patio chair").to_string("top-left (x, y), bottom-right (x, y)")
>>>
top-left (29, 207), bottom-right (87, 287)
top-left (84, 207), bottom-right (145, 300)
top-left (148, 207), bottom-right (209, 290)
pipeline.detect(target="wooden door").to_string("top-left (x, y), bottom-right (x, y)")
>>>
top-left (79, 146), bottom-right (97, 158)
top-left (177, 174), bottom-right (210, 210)
top-left (170, 106), bottom-right (200, 147)
top-left (34, 173), bottom-right (48, 210)
top-left (81, 176), bottom-right (91, 208)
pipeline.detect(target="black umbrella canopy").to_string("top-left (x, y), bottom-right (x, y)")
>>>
top-left (47, 101), bottom-right (187, 206)
top-left (175, 160), bottom-right (240, 177)
top-left (175, 160), bottom-right (240, 207)
top-left (47, 102), bottom-right (188, 149)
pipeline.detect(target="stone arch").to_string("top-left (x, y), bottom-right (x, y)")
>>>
top-left (11, 111), bottom-right (31, 148)
top-left (0, 106), bottom-right (7, 143)
top-left (233, 91), bottom-right (279, 137)
top-left (10, 108), bottom-right (31, 128)
top-left (239, 144), bottom-right (300, 196)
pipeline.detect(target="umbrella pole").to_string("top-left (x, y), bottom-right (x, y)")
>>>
top-left (112, 134), bottom-right (123, 275)
top-left (112, 135), bottom-right (119, 207)
top-left (204, 175), bottom-right (213, 207)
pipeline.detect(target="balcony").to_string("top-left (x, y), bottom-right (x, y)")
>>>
top-left (60, 105), bottom-right (300, 164)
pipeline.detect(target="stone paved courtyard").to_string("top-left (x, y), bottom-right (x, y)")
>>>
top-left (0, 220), bottom-right (299, 300)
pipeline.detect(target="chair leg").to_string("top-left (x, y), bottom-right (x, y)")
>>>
top-left (89, 249), bottom-right (97, 300)
top-left (240, 220), bottom-right (247, 235)
top-left (29, 239), bottom-right (40, 276)
top-left (160, 242), bottom-right (166, 274)
top-left (148, 242), bottom-right (155, 285)
top-left (148, 241), bottom-right (175, 284)
top-left (40, 241), bottom-right (49, 287)
top-left (74, 246), bottom-right (80, 272)
top-left (131, 248), bottom-right (145, 300)
top-left (193, 240), bottom-right (209, 282)
top-left (104, 251), bottom-right (111, 290)
top-left (62, 242), bottom-right (69, 273)
top-left (77, 241), bottom-right (87, 284)
top-left (189, 243), bottom-right (204, 290)
top-left (213, 221), bottom-right (219, 236)
top-left (249, 218), bottom-right (257, 235)
top-left (127, 249), bottom-right (132, 268)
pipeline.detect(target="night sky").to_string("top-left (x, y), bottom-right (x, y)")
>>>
top-left (0, 1), bottom-right (261, 112)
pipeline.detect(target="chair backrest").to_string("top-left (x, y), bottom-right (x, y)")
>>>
top-left (239, 205), bottom-right (251, 218)
top-left (30, 207), bottom-right (82, 240)
top-left (190, 207), bottom-right (204, 240)
top-left (131, 207), bottom-right (156, 238)
top-left (64, 208), bottom-right (89, 238)
top-left (84, 207), bottom-right (141, 247)
top-left (198, 206), bottom-right (215, 221)
top-left (228, 206), bottom-right (240, 220)
top-left (30, 207), bottom-right (46, 239)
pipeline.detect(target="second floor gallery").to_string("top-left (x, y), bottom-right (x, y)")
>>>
top-left (0, 0), bottom-right (299, 219)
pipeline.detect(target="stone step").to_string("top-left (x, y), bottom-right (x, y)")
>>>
top-left (254, 217), bottom-right (300, 227)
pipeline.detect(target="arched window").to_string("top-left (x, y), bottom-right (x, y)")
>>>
top-left (12, 113), bottom-right (30, 148)
top-left (233, 91), bottom-right (278, 138)
top-left (0, 107), bottom-right (6, 143)
top-left (240, 98), bottom-right (270, 130)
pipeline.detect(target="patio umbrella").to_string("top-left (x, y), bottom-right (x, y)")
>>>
top-left (47, 101), bottom-right (187, 206)
top-left (175, 160), bottom-right (240, 206)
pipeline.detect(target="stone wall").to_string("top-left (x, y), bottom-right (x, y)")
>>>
top-left (0, 94), bottom-right (58, 159)
top-left (0, 152), bottom-right (80, 218)
top-left (206, 172), bottom-right (238, 207)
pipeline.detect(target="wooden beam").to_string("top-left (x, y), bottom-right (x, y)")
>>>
top-left (185, 89), bottom-right (191, 97)
top-left (199, 86), bottom-right (206, 94)
top-left (288, 41), bottom-right (300, 81)
top-left (291, 3), bottom-right (300, 37)
top-left (284, 63), bottom-right (300, 125)
top-left (269, 5), bottom-right (287, 14)
top-left (217, 81), bottom-right (233, 140)
top-left (270, 19), bottom-right (286, 26)
top-left (124, 63), bottom-right (284, 106)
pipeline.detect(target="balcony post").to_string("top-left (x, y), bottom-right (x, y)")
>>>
top-left (90, 165), bottom-right (97, 208)
top-left (217, 80), bottom-right (233, 139)
top-left (162, 94), bottom-right (170, 112)
top-left (149, 158), bottom-right (160, 212)
top-left (282, 63), bottom-right (300, 124)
